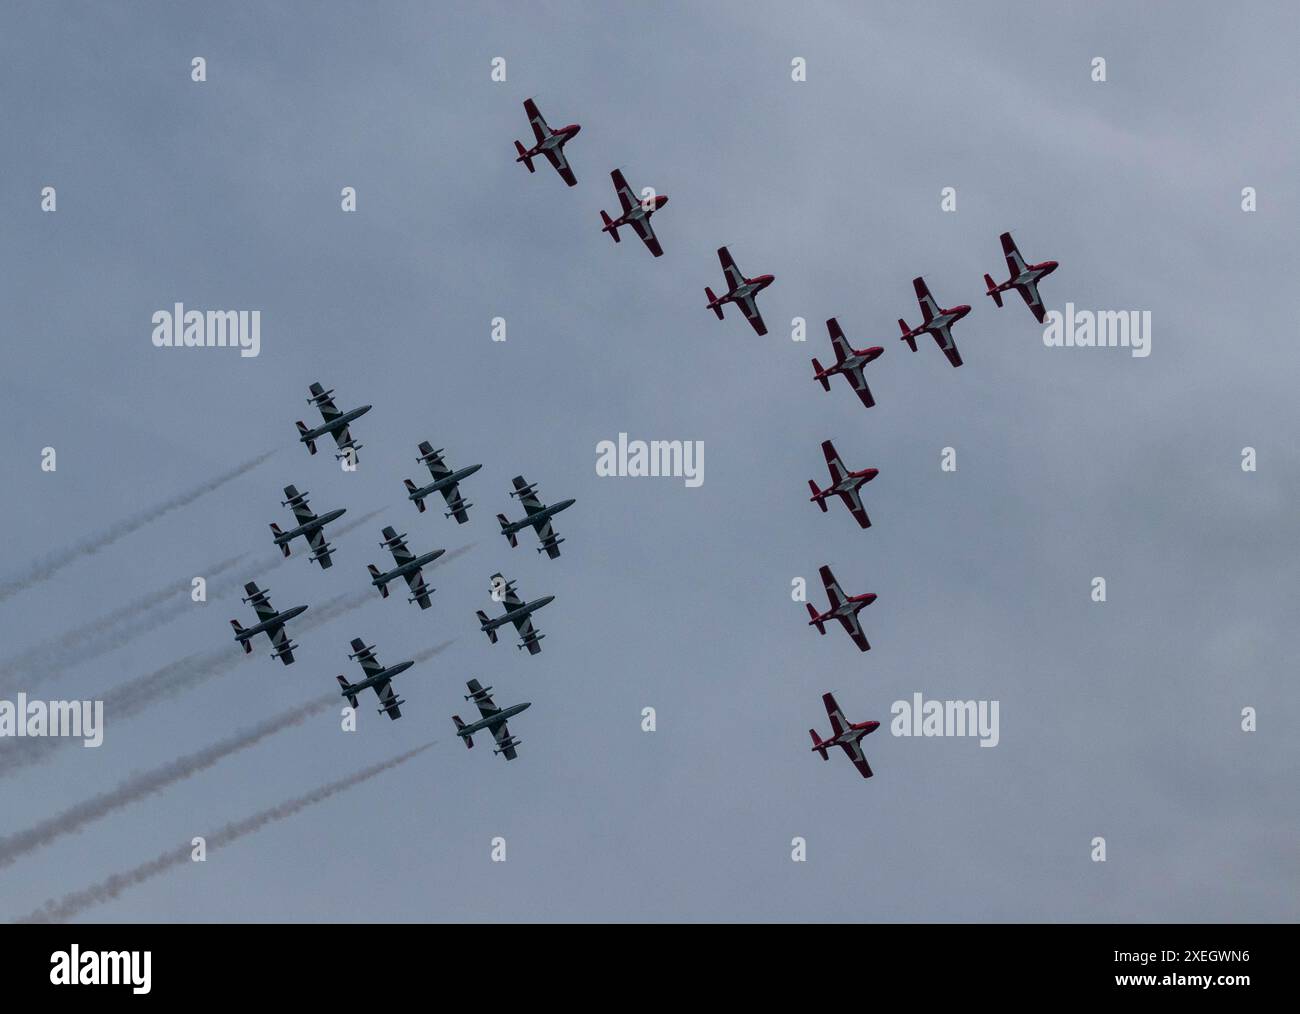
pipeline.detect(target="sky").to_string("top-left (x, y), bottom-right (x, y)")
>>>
top-left (0, 0), bottom-right (1296, 922)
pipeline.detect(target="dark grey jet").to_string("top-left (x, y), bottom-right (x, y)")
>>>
top-left (453, 679), bottom-right (531, 760)
top-left (269, 484), bottom-right (346, 568)
top-left (497, 475), bottom-right (575, 559)
top-left (295, 382), bottom-right (372, 460)
top-left (336, 637), bottom-right (414, 720)
top-left (367, 526), bottom-right (444, 609)
top-left (230, 582), bottom-right (308, 665)
top-left (404, 441), bottom-right (481, 522)
top-left (476, 573), bottom-right (554, 655)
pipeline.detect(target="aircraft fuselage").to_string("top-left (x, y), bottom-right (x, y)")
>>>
top-left (303, 404), bottom-right (371, 442)
top-left (410, 463), bottom-right (481, 501)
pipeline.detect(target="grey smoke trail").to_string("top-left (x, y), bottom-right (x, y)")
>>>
top-left (0, 553), bottom-right (248, 691)
top-left (0, 450), bottom-right (275, 604)
top-left (0, 589), bottom-right (374, 777)
top-left (17, 742), bottom-right (434, 923)
top-left (410, 640), bottom-right (456, 665)
top-left (0, 695), bottom-right (336, 868)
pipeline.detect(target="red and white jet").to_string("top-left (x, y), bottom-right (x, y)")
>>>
top-left (706, 246), bottom-right (775, 335)
top-left (809, 692), bottom-right (880, 779)
top-left (514, 98), bottom-right (581, 187)
top-left (599, 169), bottom-right (668, 257)
top-left (984, 232), bottom-right (1059, 324)
top-left (809, 440), bottom-right (877, 529)
top-left (812, 317), bottom-right (884, 408)
top-left (806, 564), bottom-right (876, 652)
top-left (898, 276), bottom-right (971, 368)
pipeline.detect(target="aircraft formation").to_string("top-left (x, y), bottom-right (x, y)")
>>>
top-left (227, 379), bottom-right (576, 760)
top-left (511, 97), bottom-right (1058, 781)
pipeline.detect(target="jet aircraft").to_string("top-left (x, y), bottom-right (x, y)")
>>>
top-left (809, 691), bottom-right (880, 779)
top-left (269, 484), bottom-right (346, 568)
top-left (514, 98), bottom-right (581, 186)
top-left (984, 232), bottom-right (1059, 324)
top-left (368, 526), bottom-right (444, 609)
top-left (337, 637), bottom-right (414, 720)
top-left (497, 476), bottom-right (575, 559)
top-left (705, 246), bottom-right (774, 335)
top-left (476, 573), bottom-right (553, 655)
top-left (808, 441), bottom-right (877, 529)
top-left (404, 441), bottom-right (481, 523)
top-left (296, 382), bottom-right (371, 460)
top-left (599, 168), bottom-right (668, 256)
top-left (230, 582), bottom-right (307, 665)
top-left (453, 678), bottom-right (531, 760)
top-left (898, 277), bottom-right (971, 368)
top-left (812, 318), bottom-right (884, 408)
top-left (805, 565), bottom-right (876, 652)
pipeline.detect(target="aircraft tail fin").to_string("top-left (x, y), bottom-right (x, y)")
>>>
top-left (296, 421), bottom-right (317, 455)
top-left (984, 273), bottom-right (1003, 306)
top-left (809, 729), bottom-right (829, 760)
top-left (477, 612), bottom-right (498, 643)
top-left (404, 478), bottom-right (426, 513)
top-left (269, 522), bottom-right (291, 556)
top-left (806, 603), bottom-right (826, 634)
top-left (453, 715), bottom-right (473, 747)
top-left (230, 620), bottom-right (253, 652)
top-left (497, 513), bottom-right (518, 547)
top-left (898, 318), bottom-right (918, 352)
top-left (705, 287), bottom-right (724, 319)
top-left (811, 358), bottom-right (831, 391)
top-left (808, 480), bottom-right (828, 511)
top-left (514, 140), bottom-right (535, 172)
top-left (367, 564), bottom-right (389, 598)
top-left (600, 209), bottom-right (620, 241)
top-left (336, 675), bottom-right (359, 709)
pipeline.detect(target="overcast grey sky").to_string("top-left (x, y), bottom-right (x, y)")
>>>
top-left (0, 1), bottom-right (1296, 922)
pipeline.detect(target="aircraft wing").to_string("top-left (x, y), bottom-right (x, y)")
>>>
top-left (383, 527), bottom-right (414, 566)
top-left (543, 146), bottom-right (577, 187)
top-left (822, 441), bottom-right (847, 484)
top-left (717, 247), bottom-right (745, 291)
top-left (309, 382), bottom-right (341, 422)
top-left (838, 487), bottom-right (871, 529)
top-left (524, 98), bottom-right (550, 143)
top-left (511, 612), bottom-right (543, 655)
top-left (840, 738), bottom-right (874, 778)
top-left (1001, 232), bottom-right (1028, 276)
top-left (417, 441), bottom-right (451, 480)
top-left (244, 582), bottom-right (278, 623)
top-left (827, 319), bottom-right (852, 363)
top-left (307, 526), bottom-right (334, 569)
top-left (283, 485), bottom-right (316, 526)
top-left (468, 680), bottom-right (501, 721)
top-left (738, 295), bottom-right (768, 336)
top-left (913, 277), bottom-right (941, 322)
top-left (932, 327), bottom-right (963, 368)
top-left (330, 424), bottom-right (357, 451)
top-left (610, 169), bottom-right (635, 213)
top-left (491, 719), bottom-right (518, 760)
top-left (1016, 280), bottom-right (1047, 323)
top-left (372, 678), bottom-right (401, 721)
top-left (531, 516), bottom-right (563, 559)
top-left (350, 638), bottom-right (384, 678)
top-left (440, 485), bottom-right (470, 523)
top-left (837, 611), bottom-right (871, 652)
top-left (630, 216), bottom-right (663, 257)
top-left (844, 366), bottom-right (875, 407)
top-left (818, 565), bottom-right (845, 610)
top-left (403, 568), bottom-right (432, 609)
top-left (822, 692), bottom-right (849, 736)
top-left (512, 476), bottom-right (545, 515)
top-left (492, 574), bottom-right (525, 611)
top-left (269, 623), bottom-right (294, 665)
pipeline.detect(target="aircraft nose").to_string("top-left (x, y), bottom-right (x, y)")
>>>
top-left (957, 305), bottom-right (972, 316)
top-left (657, 195), bottom-right (669, 207)
top-left (569, 124), bottom-right (582, 135)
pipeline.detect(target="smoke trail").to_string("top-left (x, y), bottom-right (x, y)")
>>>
top-left (0, 589), bottom-right (374, 777)
top-left (0, 695), bottom-right (337, 868)
top-left (17, 742), bottom-right (434, 923)
top-left (0, 450), bottom-right (275, 604)
top-left (0, 553), bottom-right (248, 691)
top-left (410, 640), bottom-right (456, 665)
top-left (0, 510), bottom-right (390, 696)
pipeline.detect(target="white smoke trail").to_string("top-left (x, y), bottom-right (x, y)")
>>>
top-left (0, 450), bottom-right (275, 604)
top-left (0, 695), bottom-right (337, 868)
top-left (16, 742), bottom-right (434, 923)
